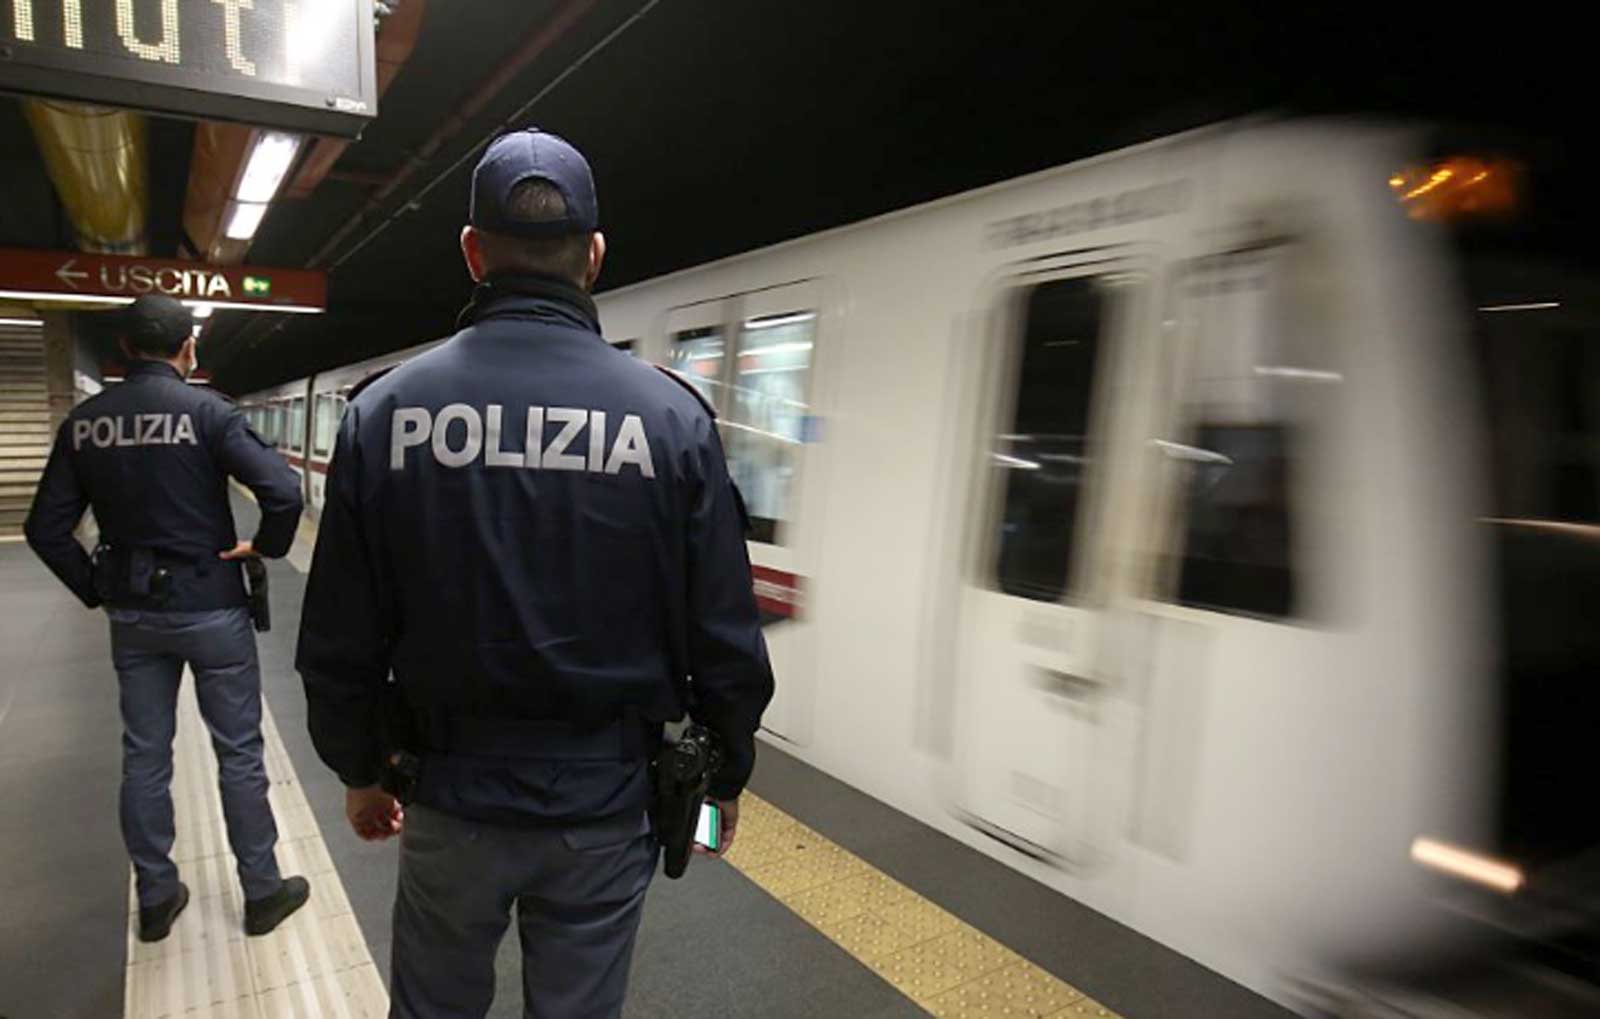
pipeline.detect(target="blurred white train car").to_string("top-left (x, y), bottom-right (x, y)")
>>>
top-left (242, 119), bottom-right (1600, 1010)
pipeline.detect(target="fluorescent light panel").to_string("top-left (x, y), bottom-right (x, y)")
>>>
top-left (0, 316), bottom-right (44, 326)
top-left (225, 202), bottom-right (269, 240)
top-left (236, 131), bottom-right (302, 203)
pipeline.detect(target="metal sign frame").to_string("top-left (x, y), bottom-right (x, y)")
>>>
top-left (0, 0), bottom-right (377, 138)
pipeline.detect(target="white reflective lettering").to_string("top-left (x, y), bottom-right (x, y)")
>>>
top-left (432, 403), bottom-right (482, 468)
top-left (588, 410), bottom-right (606, 471)
top-left (138, 413), bottom-right (161, 443)
top-left (605, 414), bottom-right (655, 478)
top-left (171, 413), bottom-right (196, 445)
top-left (484, 404), bottom-right (521, 467)
top-left (542, 407), bottom-right (587, 471)
top-left (115, 415), bottom-right (135, 446)
top-left (523, 406), bottom-right (544, 468)
top-left (159, 413), bottom-right (173, 443)
top-left (155, 267), bottom-right (183, 295)
top-left (115, 0), bottom-right (180, 63)
top-left (390, 407), bottom-right (431, 469)
top-left (91, 417), bottom-right (115, 448)
top-left (72, 418), bottom-right (90, 450)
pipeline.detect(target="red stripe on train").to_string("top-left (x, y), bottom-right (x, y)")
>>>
top-left (751, 564), bottom-right (803, 620)
top-left (281, 452), bottom-right (329, 474)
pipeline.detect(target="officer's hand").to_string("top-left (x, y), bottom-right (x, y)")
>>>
top-left (218, 540), bottom-right (258, 560)
top-left (696, 797), bottom-right (739, 856)
top-left (346, 785), bottom-right (404, 841)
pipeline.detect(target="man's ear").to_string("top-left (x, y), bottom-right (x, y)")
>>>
top-left (461, 225), bottom-right (487, 282)
top-left (584, 232), bottom-right (607, 290)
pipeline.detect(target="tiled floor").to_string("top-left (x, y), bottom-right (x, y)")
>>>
top-left (122, 673), bottom-right (388, 1019)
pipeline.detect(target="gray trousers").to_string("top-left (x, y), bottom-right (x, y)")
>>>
top-left (109, 606), bottom-right (281, 907)
top-left (391, 804), bottom-right (657, 1019)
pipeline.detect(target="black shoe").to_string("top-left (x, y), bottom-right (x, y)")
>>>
top-left (244, 876), bottom-right (311, 936)
top-left (138, 883), bottom-right (190, 943)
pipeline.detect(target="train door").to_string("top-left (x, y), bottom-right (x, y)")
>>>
top-left (1120, 246), bottom-right (1318, 868)
top-left (662, 281), bottom-right (826, 744)
top-left (950, 257), bottom-right (1147, 865)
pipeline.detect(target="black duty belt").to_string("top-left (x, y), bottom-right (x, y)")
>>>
top-left (433, 715), bottom-right (655, 762)
top-left (94, 544), bottom-right (247, 612)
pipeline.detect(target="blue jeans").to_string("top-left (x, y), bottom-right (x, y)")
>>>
top-left (390, 804), bottom-right (657, 1019)
top-left (109, 606), bottom-right (282, 907)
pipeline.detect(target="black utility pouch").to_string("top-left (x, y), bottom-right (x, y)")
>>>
top-left (90, 544), bottom-right (116, 603)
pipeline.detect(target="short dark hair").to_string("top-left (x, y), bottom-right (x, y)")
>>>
top-left (476, 180), bottom-right (592, 284)
top-left (121, 295), bottom-right (192, 358)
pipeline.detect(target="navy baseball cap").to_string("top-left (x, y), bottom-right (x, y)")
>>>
top-left (120, 295), bottom-right (193, 354)
top-left (470, 128), bottom-right (598, 238)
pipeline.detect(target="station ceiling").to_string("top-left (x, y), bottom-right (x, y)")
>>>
top-left (0, 0), bottom-right (1588, 394)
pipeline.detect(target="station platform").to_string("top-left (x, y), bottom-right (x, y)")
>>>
top-left (0, 497), bottom-right (1295, 1019)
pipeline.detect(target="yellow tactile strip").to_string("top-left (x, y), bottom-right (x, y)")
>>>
top-left (124, 670), bottom-right (389, 1019)
top-left (722, 795), bottom-right (1125, 1018)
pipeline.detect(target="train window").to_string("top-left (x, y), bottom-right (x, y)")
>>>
top-left (1162, 253), bottom-right (1319, 620)
top-left (312, 395), bottom-right (339, 457)
top-left (1171, 425), bottom-right (1295, 617)
top-left (667, 326), bottom-right (724, 411)
top-left (992, 277), bottom-right (1106, 602)
top-left (724, 310), bottom-right (815, 545)
top-left (290, 396), bottom-right (306, 452)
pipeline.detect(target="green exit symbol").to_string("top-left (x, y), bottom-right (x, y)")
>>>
top-left (242, 276), bottom-right (271, 296)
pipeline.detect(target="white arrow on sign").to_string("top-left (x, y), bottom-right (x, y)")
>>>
top-left (55, 258), bottom-right (88, 291)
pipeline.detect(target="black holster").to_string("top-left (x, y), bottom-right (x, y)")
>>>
top-left (243, 558), bottom-right (271, 632)
top-left (651, 725), bottom-right (723, 880)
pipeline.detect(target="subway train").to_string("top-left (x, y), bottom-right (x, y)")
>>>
top-left (239, 119), bottom-right (1599, 1012)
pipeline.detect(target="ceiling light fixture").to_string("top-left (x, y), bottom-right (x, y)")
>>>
top-left (225, 202), bottom-right (270, 241)
top-left (237, 131), bottom-right (303, 203)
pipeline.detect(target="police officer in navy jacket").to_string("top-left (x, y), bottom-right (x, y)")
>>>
top-left (295, 128), bottom-right (774, 1019)
top-left (25, 295), bottom-right (311, 942)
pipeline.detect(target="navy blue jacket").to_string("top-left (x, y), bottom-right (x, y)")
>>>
top-left (25, 360), bottom-right (303, 610)
top-left (295, 276), bottom-right (773, 824)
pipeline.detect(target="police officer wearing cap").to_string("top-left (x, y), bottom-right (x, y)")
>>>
top-left (24, 295), bottom-right (313, 942)
top-left (295, 128), bottom-right (774, 1018)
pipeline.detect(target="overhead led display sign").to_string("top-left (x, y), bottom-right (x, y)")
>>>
top-left (0, 0), bottom-right (376, 138)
